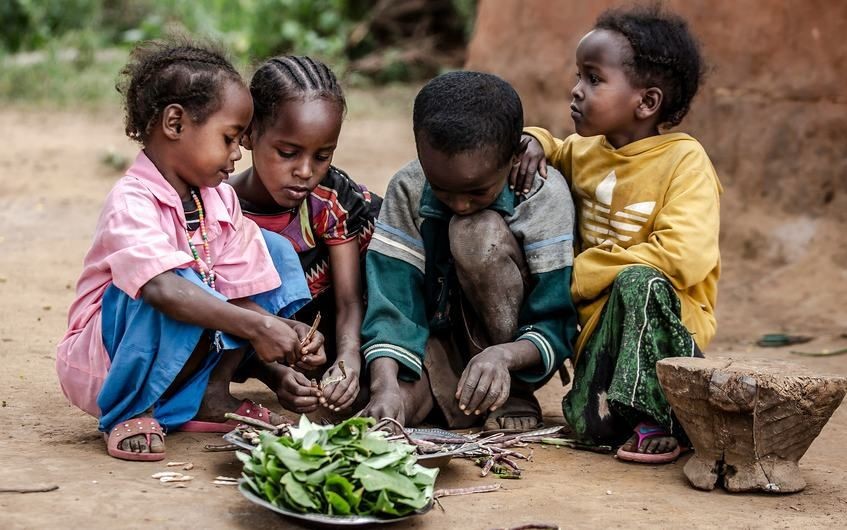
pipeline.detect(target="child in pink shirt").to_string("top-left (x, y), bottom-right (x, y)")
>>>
top-left (56, 41), bottom-right (315, 461)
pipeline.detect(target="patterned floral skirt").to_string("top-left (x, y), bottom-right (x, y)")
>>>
top-left (563, 266), bottom-right (702, 445)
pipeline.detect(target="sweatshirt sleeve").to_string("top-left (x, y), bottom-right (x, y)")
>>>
top-left (523, 126), bottom-right (575, 183)
top-left (508, 169), bottom-right (578, 383)
top-left (360, 164), bottom-right (429, 381)
top-left (571, 150), bottom-right (721, 302)
top-left (514, 267), bottom-right (578, 383)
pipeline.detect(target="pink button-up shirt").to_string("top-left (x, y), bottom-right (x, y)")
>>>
top-left (56, 151), bottom-right (281, 416)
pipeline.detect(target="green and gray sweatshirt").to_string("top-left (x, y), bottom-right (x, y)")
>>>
top-left (361, 160), bottom-right (578, 383)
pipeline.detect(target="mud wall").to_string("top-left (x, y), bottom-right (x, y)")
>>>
top-left (465, 0), bottom-right (847, 218)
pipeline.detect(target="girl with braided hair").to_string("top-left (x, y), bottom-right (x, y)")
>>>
top-left (230, 56), bottom-right (380, 417)
top-left (513, 6), bottom-right (722, 464)
top-left (56, 41), bottom-right (318, 461)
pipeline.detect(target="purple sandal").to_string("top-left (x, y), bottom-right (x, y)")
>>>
top-left (616, 422), bottom-right (681, 464)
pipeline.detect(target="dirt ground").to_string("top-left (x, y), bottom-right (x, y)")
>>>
top-left (1, 92), bottom-right (846, 529)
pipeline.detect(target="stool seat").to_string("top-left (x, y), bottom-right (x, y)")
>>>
top-left (657, 357), bottom-right (846, 493)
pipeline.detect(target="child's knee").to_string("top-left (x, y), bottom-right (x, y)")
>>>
top-left (449, 210), bottom-right (512, 267)
top-left (614, 265), bottom-right (665, 289)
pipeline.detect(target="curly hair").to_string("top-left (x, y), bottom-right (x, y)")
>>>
top-left (116, 39), bottom-right (243, 143)
top-left (595, 5), bottom-right (705, 127)
top-left (413, 71), bottom-right (523, 168)
top-left (250, 55), bottom-right (346, 134)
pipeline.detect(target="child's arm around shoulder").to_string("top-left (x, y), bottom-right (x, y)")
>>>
top-left (511, 127), bottom-right (576, 195)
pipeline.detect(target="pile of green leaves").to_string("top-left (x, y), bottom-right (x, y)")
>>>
top-left (237, 416), bottom-right (438, 518)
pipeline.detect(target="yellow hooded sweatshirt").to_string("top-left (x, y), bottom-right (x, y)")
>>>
top-left (524, 128), bottom-right (723, 358)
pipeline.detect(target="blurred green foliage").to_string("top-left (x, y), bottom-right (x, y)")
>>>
top-left (0, 0), bottom-right (476, 62)
top-left (0, 0), bottom-right (375, 60)
top-left (114, 0), bottom-right (372, 63)
top-left (0, 0), bottom-right (475, 104)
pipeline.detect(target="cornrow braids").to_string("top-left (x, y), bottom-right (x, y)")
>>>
top-left (116, 39), bottom-right (243, 143)
top-left (250, 55), bottom-right (346, 133)
top-left (595, 5), bottom-right (705, 127)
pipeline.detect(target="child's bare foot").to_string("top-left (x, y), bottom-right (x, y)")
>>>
top-left (120, 432), bottom-right (165, 454)
top-left (615, 422), bottom-right (681, 464)
top-left (619, 430), bottom-right (679, 454)
top-left (482, 391), bottom-right (542, 432)
top-left (362, 387), bottom-right (406, 427)
top-left (194, 384), bottom-right (289, 425)
top-left (106, 417), bottom-right (166, 461)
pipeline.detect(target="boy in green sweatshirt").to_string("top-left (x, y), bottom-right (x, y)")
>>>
top-left (360, 71), bottom-right (578, 431)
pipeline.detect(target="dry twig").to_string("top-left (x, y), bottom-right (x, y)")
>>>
top-left (224, 412), bottom-right (283, 433)
top-left (203, 443), bottom-right (238, 452)
top-left (0, 485), bottom-right (59, 494)
top-left (300, 312), bottom-right (321, 347)
top-left (434, 483), bottom-right (503, 498)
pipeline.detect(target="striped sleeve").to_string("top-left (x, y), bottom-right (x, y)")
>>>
top-left (360, 163), bottom-right (430, 380)
top-left (514, 267), bottom-right (578, 383)
top-left (509, 170), bottom-right (579, 383)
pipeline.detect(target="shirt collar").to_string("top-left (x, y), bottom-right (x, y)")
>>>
top-left (125, 151), bottom-right (182, 208)
top-left (125, 150), bottom-right (235, 230)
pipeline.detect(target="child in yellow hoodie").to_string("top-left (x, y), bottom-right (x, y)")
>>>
top-left (513, 5), bottom-right (721, 464)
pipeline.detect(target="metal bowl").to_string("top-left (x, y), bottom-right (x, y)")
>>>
top-left (237, 481), bottom-right (433, 528)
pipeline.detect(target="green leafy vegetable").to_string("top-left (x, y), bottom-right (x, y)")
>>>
top-left (239, 416), bottom-right (437, 517)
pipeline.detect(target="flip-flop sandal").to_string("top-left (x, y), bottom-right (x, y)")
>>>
top-left (615, 422), bottom-right (681, 464)
top-left (179, 399), bottom-right (275, 433)
top-left (105, 417), bottom-right (166, 461)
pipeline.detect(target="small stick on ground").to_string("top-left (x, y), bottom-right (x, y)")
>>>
top-left (0, 485), bottom-right (59, 494)
top-left (434, 483), bottom-right (503, 498)
top-left (540, 437), bottom-right (613, 453)
top-left (203, 443), bottom-right (238, 452)
top-left (151, 472), bottom-right (183, 479)
top-left (224, 412), bottom-right (281, 433)
top-left (370, 417), bottom-right (420, 445)
top-left (160, 475), bottom-right (193, 483)
top-left (500, 523), bottom-right (559, 530)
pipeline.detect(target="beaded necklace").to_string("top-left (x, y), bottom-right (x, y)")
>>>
top-left (186, 188), bottom-right (216, 289)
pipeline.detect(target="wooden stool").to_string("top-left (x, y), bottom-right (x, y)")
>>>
top-left (656, 357), bottom-right (846, 493)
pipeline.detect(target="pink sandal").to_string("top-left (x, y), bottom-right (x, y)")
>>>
top-left (178, 399), bottom-right (275, 433)
top-left (615, 422), bottom-right (682, 464)
top-left (105, 417), bottom-right (166, 461)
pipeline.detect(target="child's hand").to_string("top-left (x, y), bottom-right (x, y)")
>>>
top-left (509, 134), bottom-right (548, 196)
top-left (276, 365), bottom-right (321, 413)
top-left (455, 346), bottom-right (512, 416)
top-left (251, 316), bottom-right (302, 365)
top-left (293, 322), bottom-right (327, 371)
top-left (319, 360), bottom-right (360, 412)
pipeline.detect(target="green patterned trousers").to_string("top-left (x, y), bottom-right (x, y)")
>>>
top-left (563, 266), bottom-right (701, 445)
